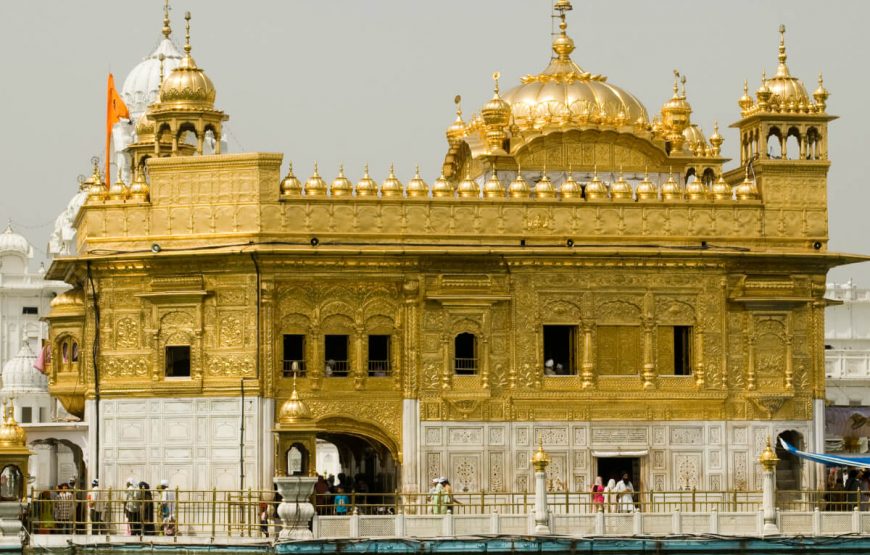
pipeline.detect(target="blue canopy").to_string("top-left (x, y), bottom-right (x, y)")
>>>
top-left (779, 438), bottom-right (870, 469)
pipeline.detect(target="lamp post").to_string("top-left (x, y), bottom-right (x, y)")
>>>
top-left (531, 438), bottom-right (551, 534)
top-left (758, 436), bottom-right (780, 535)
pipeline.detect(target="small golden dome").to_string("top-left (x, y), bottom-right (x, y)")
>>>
top-left (560, 173), bottom-right (582, 200)
top-left (531, 438), bottom-right (551, 472)
top-left (738, 80), bottom-right (754, 113)
top-left (763, 25), bottom-right (810, 112)
top-left (685, 175), bottom-right (708, 201)
top-left (330, 165), bottom-right (353, 197)
top-left (682, 124), bottom-right (707, 156)
top-left (128, 167), bottom-right (150, 202)
top-left (482, 77), bottom-right (511, 128)
top-left (135, 112), bottom-right (156, 141)
top-left (508, 172), bottom-right (530, 199)
top-left (380, 164), bottom-right (404, 197)
top-left (277, 379), bottom-right (313, 425)
top-left (735, 167), bottom-right (759, 201)
top-left (355, 164), bottom-right (378, 197)
top-left (406, 165), bottom-right (429, 198)
top-left (755, 71), bottom-right (772, 108)
top-left (304, 163), bottom-right (327, 196)
top-left (482, 168), bottom-right (504, 199)
top-left (0, 402), bottom-right (26, 449)
top-left (711, 174), bottom-right (733, 201)
top-left (431, 173), bottom-right (453, 198)
top-left (635, 171), bottom-right (658, 201)
top-left (85, 158), bottom-right (107, 202)
top-left (50, 288), bottom-right (85, 310)
top-left (610, 172), bottom-right (632, 201)
top-left (661, 173), bottom-right (682, 201)
top-left (758, 436), bottom-right (780, 471)
top-left (584, 171), bottom-right (608, 201)
top-left (534, 170), bottom-right (556, 199)
top-left (108, 169), bottom-right (128, 201)
top-left (158, 12), bottom-right (217, 110)
top-left (457, 168), bottom-right (480, 198)
top-left (280, 162), bottom-right (303, 196)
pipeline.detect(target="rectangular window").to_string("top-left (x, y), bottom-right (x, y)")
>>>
top-left (543, 325), bottom-right (577, 375)
top-left (324, 335), bottom-right (349, 376)
top-left (596, 326), bottom-right (640, 375)
top-left (657, 326), bottom-right (693, 375)
top-left (454, 333), bottom-right (478, 375)
top-left (282, 334), bottom-right (306, 377)
top-left (22, 306), bottom-right (38, 315)
top-left (20, 407), bottom-right (32, 424)
top-left (38, 407), bottom-right (46, 423)
top-left (368, 335), bottom-right (391, 376)
top-left (165, 346), bottom-right (191, 378)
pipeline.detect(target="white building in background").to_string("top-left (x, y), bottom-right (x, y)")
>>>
top-left (0, 224), bottom-right (86, 489)
top-left (825, 281), bottom-right (870, 452)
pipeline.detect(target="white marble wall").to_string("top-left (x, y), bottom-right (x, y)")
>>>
top-left (419, 420), bottom-right (814, 493)
top-left (97, 397), bottom-right (267, 490)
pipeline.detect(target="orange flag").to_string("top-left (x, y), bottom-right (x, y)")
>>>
top-left (106, 73), bottom-right (130, 184)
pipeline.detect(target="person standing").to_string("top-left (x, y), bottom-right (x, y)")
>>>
top-left (441, 479), bottom-right (456, 514)
top-left (87, 479), bottom-right (106, 534)
top-left (429, 478), bottom-right (445, 514)
top-left (591, 476), bottom-right (606, 512)
top-left (604, 478), bottom-right (617, 513)
top-left (157, 481), bottom-right (176, 536)
top-left (124, 479), bottom-right (142, 535)
top-left (54, 484), bottom-right (75, 533)
top-left (613, 474), bottom-right (635, 513)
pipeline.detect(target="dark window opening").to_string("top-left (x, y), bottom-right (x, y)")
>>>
top-left (454, 333), bottom-right (477, 375)
top-left (673, 326), bottom-right (692, 376)
top-left (368, 335), bottom-right (391, 376)
top-left (165, 345), bottom-right (191, 378)
top-left (22, 307), bottom-right (38, 315)
top-left (20, 407), bottom-right (32, 424)
top-left (282, 334), bottom-right (306, 377)
top-left (324, 335), bottom-right (349, 376)
top-left (543, 325), bottom-right (577, 375)
top-left (71, 342), bottom-right (79, 363)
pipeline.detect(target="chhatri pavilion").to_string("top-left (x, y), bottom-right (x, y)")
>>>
top-left (46, 2), bottom-right (861, 496)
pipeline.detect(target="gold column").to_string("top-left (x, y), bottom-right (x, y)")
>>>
top-left (481, 336), bottom-right (491, 389)
top-left (641, 322), bottom-right (656, 390)
top-left (580, 325), bottom-right (594, 389)
top-left (694, 328), bottom-right (706, 388)
top-left (309, 325), bottom-right (322, 391)
top-left (784, 336), bottom-right (794, 389)
top-left (440, 333), bottom-right (451, 390)
top-left (354, 326), bottom-right (365, 391)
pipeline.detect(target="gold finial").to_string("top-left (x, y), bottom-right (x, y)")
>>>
top-left (531, 436), bottom-right (551, 471)
top-left (743, 80), bottom-right (748, 95)
top-left (672, 69), bottom-right (680, 97)
top-left (778, 24), bottom-right (787, 65)
top-left (680, 74), bottom-right (687, 98)
top-left (184, 11), bottom-right (192, 56)
top-left (162, 0), bottom-right (171, 39)
top-left (454, 95), bottom-right (462, 119)
top-left (758, 435), bottom-right (780, 471)
top-left (492, 71), bottom-right (501, 95)
top-left (158, 54), bottom-right (165, 86)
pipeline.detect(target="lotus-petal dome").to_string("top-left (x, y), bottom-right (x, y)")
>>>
top-left (122, 38), bottom-right (184, 119)
top-left (2, 344), bottom-right (47, 394)
top-left (0, 224), bottom-right (32, 258)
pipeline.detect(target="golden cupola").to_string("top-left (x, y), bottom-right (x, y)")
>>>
top-left (764, 25), bottom-right (811, 112)
top-left (431, 172), bottom-right (453, 198)
top-left (481, 73), bottom-right (511, 154)
top-left (0, 401), bottom-right (27, 449)
top-left (659, 71), bottom-right (692, 151)
top-left (380, 165), bottom-right (404, 197)
top-left (304, 163), bottom-right (327, 196)
top-left (148, 11), bottom-right (228, 157)
top-left (330, 165), bottom-right (353, 197)
top-left (355, 165), bottom-right (378, 197)
top-left (406, 165), bottom-right (429, 198)
top-left (280, 163), bottom-right (303, 197)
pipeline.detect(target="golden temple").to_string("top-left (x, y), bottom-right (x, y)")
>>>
top-left (45, 3), bottom-right (864, 494)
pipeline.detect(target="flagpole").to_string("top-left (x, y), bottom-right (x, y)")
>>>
top-left (105, 74), bottom-right (112, 185)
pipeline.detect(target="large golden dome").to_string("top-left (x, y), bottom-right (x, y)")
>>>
top-left (764, 26), bottom-right (810, 110)
top-left (500, 10), bottom-right (648, 134)
top-left (158, 12), bottom-right (217, 109)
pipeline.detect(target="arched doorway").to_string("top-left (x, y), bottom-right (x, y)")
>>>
top-left (316, 431), bottom-right (399, 494)
top-left (775, 430), bottom-right (803, 501)
top-left (29, 438), bottom-right (86, 491)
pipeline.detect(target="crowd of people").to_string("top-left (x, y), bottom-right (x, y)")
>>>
top-left (29, 478), bottom-right (176, 535)
top-left (825, 467), bottom-right (870, 510)
top-left (591, 473), bottom-right (636, 513)
top-left (311, 472), bottom-right (392, 516)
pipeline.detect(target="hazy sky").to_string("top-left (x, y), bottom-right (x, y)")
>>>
top-left (1, 1), bottom-right (868, 283)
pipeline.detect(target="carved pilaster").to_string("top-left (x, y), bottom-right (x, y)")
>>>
top-left (353, 326), bottom-right (366, 391)
top-left (481, 336), bottom-right (491, 389)
top-left (309, 325), bottom-right (322, 391)
top-left (580, 325), bottom-right (595, 389)
top-left (784, 336), bottom-right (794, 390)
top-left (440, 334), bottom-right (452, 391)
top-left (694, 329), bottom-right (706, 388)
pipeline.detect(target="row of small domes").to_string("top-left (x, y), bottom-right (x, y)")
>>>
top-left (280, 164), bottom-right (758, 202)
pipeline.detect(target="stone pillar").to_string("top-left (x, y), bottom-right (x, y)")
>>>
top-left (274, 476), bottom-right (317, 540)
top-left (758, 436), bottom-right (780, 535)
top-left (531, 439), bottom-right (551, 535)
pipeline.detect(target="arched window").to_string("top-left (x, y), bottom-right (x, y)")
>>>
top-left (287, 443), bottom-right (309, 476)
top-left (702, 168), bottom-right (716, 186)
top-left (785, 128), bottom-right (801, 160)
top-left (454, 333), bottom-right (478, 375)
top-left (767, 127), bottom-right (783, 159)
top-left (61, 341), bottom-right (69, 363)
top-left (71, 342), bottom-right (79, 363)
top-left (0, 465), bottom-right (23, 501)
top-left (806, 127), bottom-right (820, 160)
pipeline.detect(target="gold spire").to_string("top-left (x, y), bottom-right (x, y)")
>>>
top-left (813, 72), bottom-right (829, 111)
top-left (709, 121), bottom-right (723, 156)
top-left (280, 162), bottom-right (302, 197)
top-left (776, 24), bottom-right (789, 77)
top-left (407, 165), bottom-right (430, 198)
top-left (183, 10), bottom-right (192, 57)
top-left (551, 0), bottom-right (575, 62)
top-left (738, 80), bottom-right (753, 112)
top-left (162, 0), bottom-right (171, 39)
top-left (330, 164), bottom-right (353, 197)
top-left (86, 156), bottom-right (107, 201)
top-left (585, 167), bottom-right (608, 201)
top-left (355, 164), bottom-right (378, 197)
top-left (481, 71), bottom-right (511, 153)
top-left (158, 54), bottom-right (166, 87)
top-left (446, 95), bottom-right (466, 145)
top-left (381, 164), bottom-right (404, 197)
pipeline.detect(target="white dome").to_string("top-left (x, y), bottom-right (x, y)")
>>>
top-left (2, 343), bottom-right (47, 393)
top-left (48, 189), bottom-right (88, 256)
top-left (121, 38), bottom-right (183, 120)
top-left (0, 223), bottom-right (32, 258)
